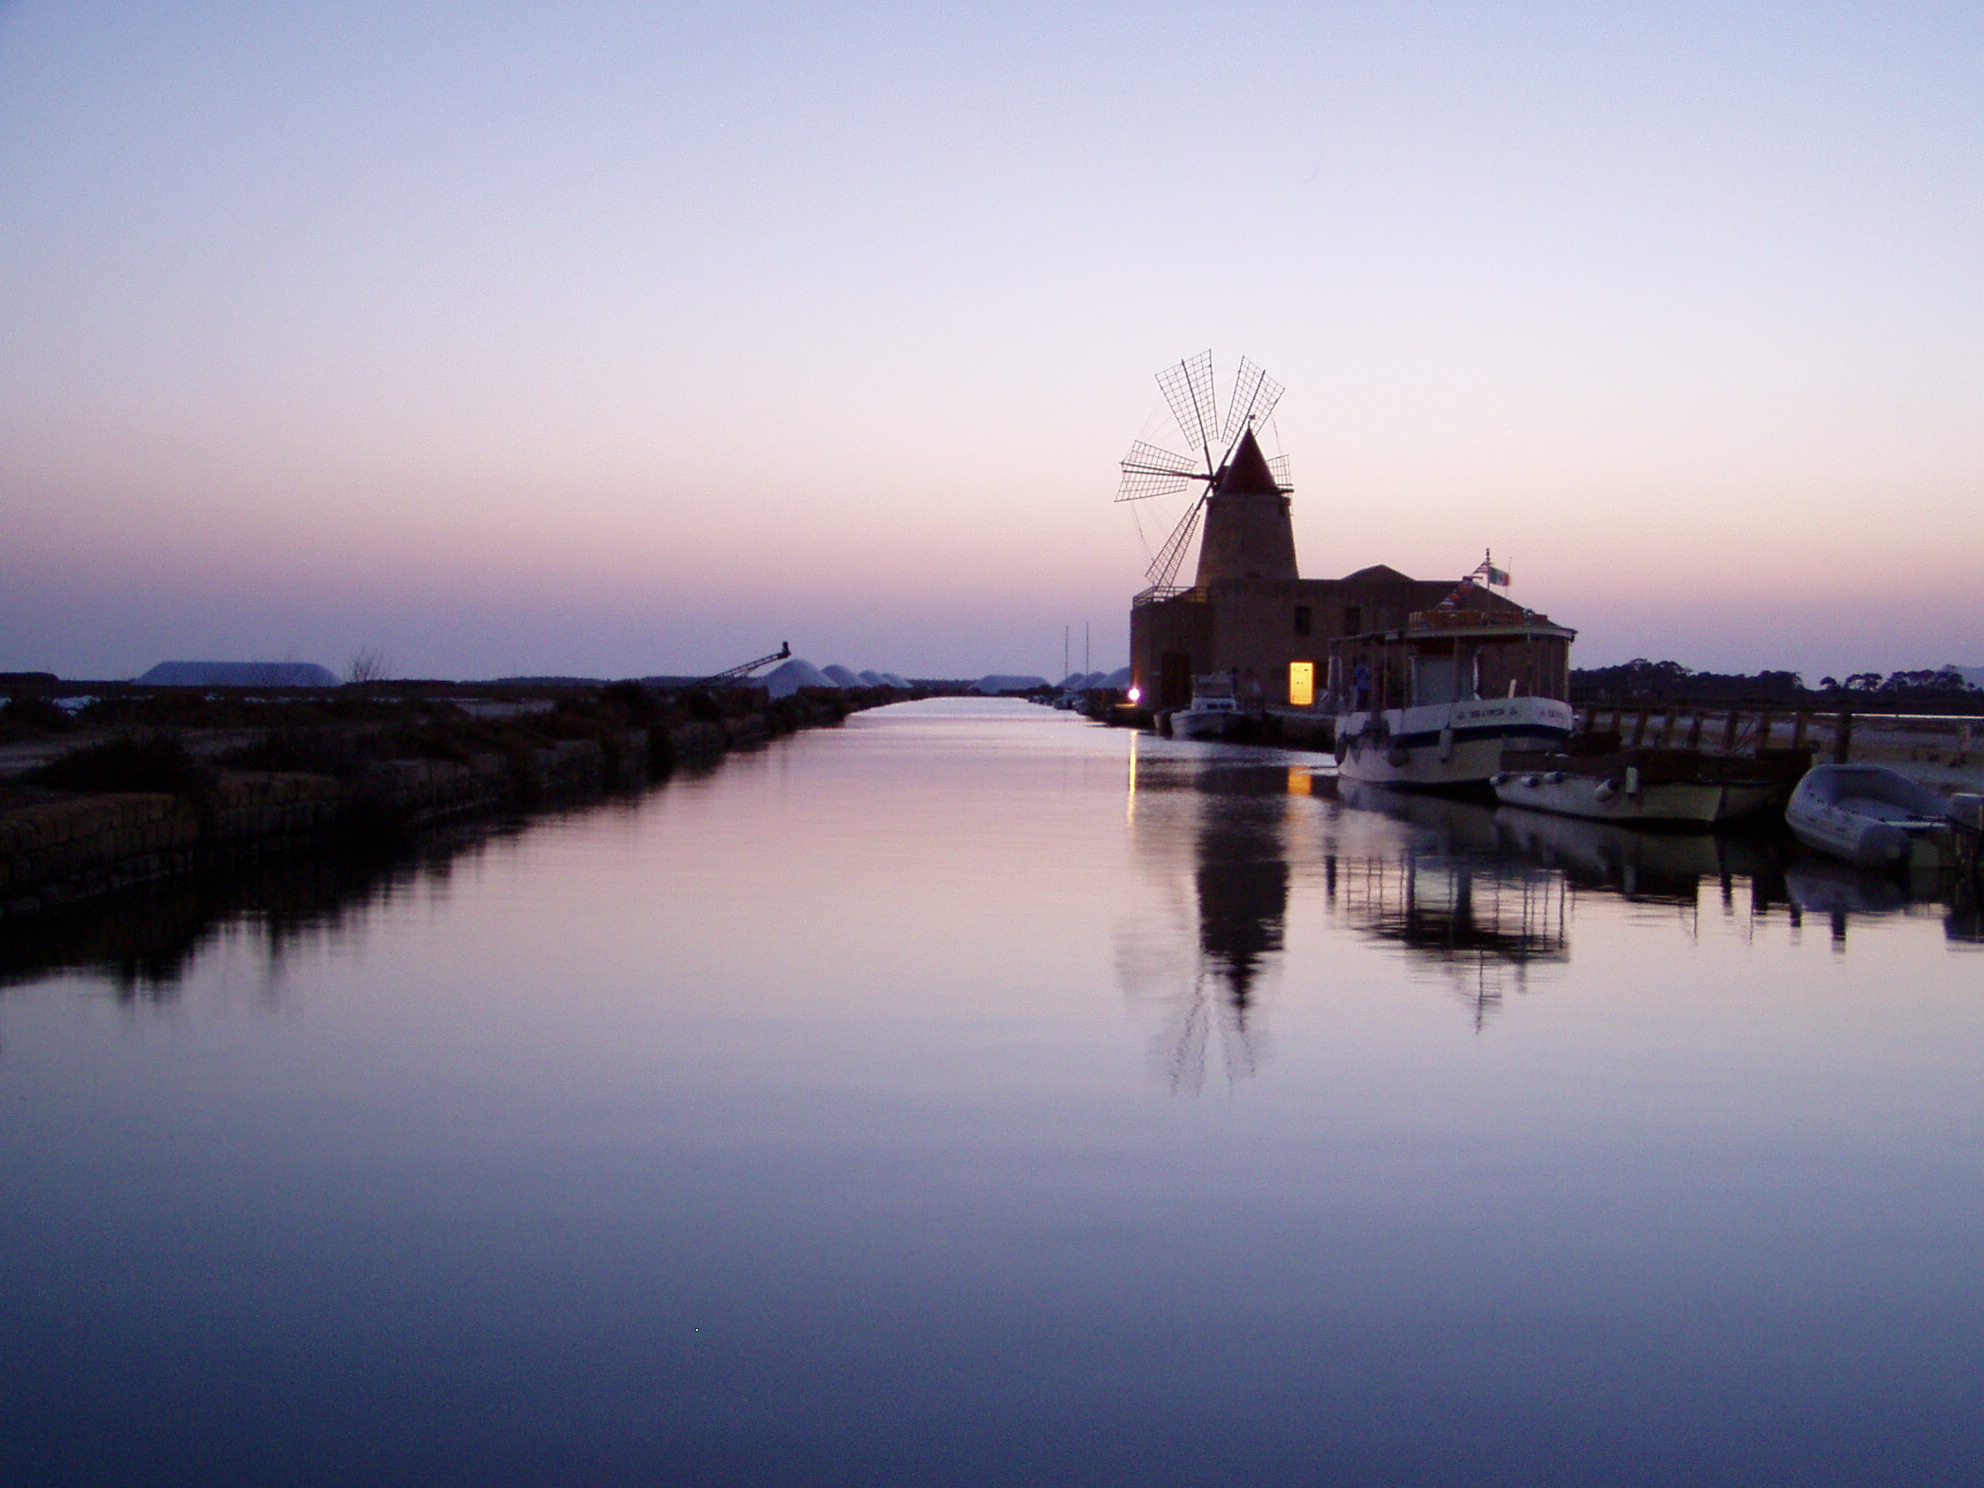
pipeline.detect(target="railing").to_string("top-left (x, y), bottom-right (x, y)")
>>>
top-left (1405, 608), bottom-right (1570, 635)
top-left (1131, 585), bottom-right (1207, 608)
top-left (1572, 704), bottom-right (1981, 766)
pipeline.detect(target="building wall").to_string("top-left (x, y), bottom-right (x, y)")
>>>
top-left (1131, 572), bottom-right (1504, 709)
top-left (1129, 592), bottom-right (1214, 708)
top-left (1196, 492), bottom-right (1299, 585)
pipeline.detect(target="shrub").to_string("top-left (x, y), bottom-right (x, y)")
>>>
top-left (0, 696), bottom-right (75, 742)
top-left (25, 733), bottom-right (217, 805)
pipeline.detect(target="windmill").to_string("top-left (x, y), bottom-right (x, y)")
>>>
top-left (1117, 351), bottom-right (1294, 593)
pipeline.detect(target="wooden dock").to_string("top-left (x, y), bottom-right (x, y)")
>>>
top-left (1573, 705), bottom-right (1982, 790)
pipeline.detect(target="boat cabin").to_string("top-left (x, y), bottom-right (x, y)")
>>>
top-left (1329, 594), bottom-right (1575, 714)
top-left (1188, 674), bottom-right (1240, 714)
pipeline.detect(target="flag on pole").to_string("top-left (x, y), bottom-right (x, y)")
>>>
top-left (1471, 551), bottom-right (1510, 587)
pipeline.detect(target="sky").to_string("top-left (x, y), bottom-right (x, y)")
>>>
top-left (2, 0), bottom-right (1979, 682)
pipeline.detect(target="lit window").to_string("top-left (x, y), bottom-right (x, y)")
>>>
top-left (1288, 661), bottom-right (1314, 707)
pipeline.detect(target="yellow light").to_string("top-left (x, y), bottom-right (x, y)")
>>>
top-left (1288, 661), bottom-right (1314, 707)
top-left (1126, 685), bottom-right (1141, 703)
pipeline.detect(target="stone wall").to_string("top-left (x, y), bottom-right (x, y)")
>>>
top-left (2, 774), bottom-right (347, 918)
top-left (0, 707), bottom-right (861, 921)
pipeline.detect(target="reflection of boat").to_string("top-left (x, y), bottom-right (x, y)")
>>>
top-left (1326, 830), bottom-right (1568, 1026)
top-left (1786, 765), bottom-right (1955, 870)
top-left (1492, 743), bottom-right (1807, 825)
top-left (1335, 776), bottom-right (1505, 854)
top-left (1171, 674), bottom-right (1243, 740)
top-left (1324, 778), bottom-right (1570, 1022)
top-left (1784, 857), bottom-right (1909, 917)
top-left (1331, 582), bottom-right (1576, 789)
top-left (1494, 802), bottom-right (1730, 901)
top-left (1784, 843), bottom-right (1984, 947)
top-left (1341, 773), bottom-right (1791, 905)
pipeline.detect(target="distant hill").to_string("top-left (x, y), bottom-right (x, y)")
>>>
top-left (139, 661), bottom-right (340, 688)
top-left (762, 658), bottom-right (835, 698)
top-left (1056, 669), bottom-right (1130, 692)
top-left (974, 674), bottom-right (1050, 695)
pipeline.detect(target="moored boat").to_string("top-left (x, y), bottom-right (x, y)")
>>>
top-left (1171, 674), bottom-right (1244, 740)
top-left (1331, 582), bottom-right (1576, 790)
top-left (1492, 742), bottom-right (1809, 825)
top-left (1785, 764), bottom-right (1960, 870)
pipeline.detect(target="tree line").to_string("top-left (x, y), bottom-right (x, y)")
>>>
top-left (1571, 659), bottom-right (1982, 709)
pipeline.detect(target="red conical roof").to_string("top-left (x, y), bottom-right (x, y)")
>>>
top-left (1213, 427), bottom-right (1281, 497)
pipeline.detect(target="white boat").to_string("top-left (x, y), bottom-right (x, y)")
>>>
top-left (1785, 764), bottom-right (1957, 870)
top-left (1491, 747), bottom-right (1805, 825)
top-left (1330, 587), bottom-right (1577, 789)
top-left (1171, 674), bottom-right (1243, 740)
top-left (1495, 768), bottom-right (1727, 823)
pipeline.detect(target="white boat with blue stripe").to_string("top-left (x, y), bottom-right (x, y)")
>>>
top-left (1331, 581), bottom-right (1577, 790)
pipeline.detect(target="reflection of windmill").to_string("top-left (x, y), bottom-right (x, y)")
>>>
top-left (1117, 351), bottom-right (1295, 594)
top-left (1115, 755), bottom-right (1293, 1092)
top-left (1114, 920), bottom-right (1262, 1095)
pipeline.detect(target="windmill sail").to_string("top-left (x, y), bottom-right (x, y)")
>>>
top-left (1146, 497), bottom-right (1206, 590)
top-left (1155, 351), bottom-right (1220, 468)
top-left (1220, 358), bottom-right (1283, 447)
top-left (1115, 353), bottom-right (1291, 593)
top-left (1116, 440), bottom-right (1203, 502)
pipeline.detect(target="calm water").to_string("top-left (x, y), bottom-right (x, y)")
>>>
top-left (3, 698), bottom-right (1981, 1485)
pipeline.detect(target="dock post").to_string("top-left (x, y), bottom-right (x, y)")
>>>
top-left (1834, 711), bottom-right (1853, 764)
top-left (1685, 711), bottom-right (1704, 749)
top-left (1631, 709), bottom-right (1649, 747)
top-left (1792, 712), bottom-right (1809, 750)
top-left (1755, 711), bottom-right (1773, 755)
top-left (1721, 710), bottom-right (1740, 753)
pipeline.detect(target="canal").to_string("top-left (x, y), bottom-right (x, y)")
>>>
top-left (3, 698), bottom-right (1980, 1485)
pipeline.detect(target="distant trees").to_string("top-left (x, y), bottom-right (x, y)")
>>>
top-left (346, 649), bottom-right (391, 684)
top-left (1814, 667), bottom-right (1977, 700)
top-left (1573, 660), bottom-right (1981, 709)
top-left (1571, 659), bottom-right (1804, 702)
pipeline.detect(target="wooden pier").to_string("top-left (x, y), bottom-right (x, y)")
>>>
top-left (1573, 705), bottom-right (1978, 773)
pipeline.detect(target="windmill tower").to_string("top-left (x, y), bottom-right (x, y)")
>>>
top-left (1117, 352), bottom-right (1296, 592)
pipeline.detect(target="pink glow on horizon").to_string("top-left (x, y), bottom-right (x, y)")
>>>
top-left (3, 2), bottom-right (1980, 682)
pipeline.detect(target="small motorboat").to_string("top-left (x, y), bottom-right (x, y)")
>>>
top-left (1785, 764), bottom-right (1959, 870)
top-left (1492, 742), bottom-right (1808, 825)
top-left (1171, 675), bottom-right (1243, 741)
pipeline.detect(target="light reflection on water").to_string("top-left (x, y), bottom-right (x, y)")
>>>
top-left (2, 698), bottom-right (1981, 1486)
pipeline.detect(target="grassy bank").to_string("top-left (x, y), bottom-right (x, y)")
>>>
top-left (0, 682), bottom-right (892, 919)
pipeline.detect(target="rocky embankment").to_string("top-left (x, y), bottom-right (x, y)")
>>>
top-left (0, 684), bottom-right (874, 920)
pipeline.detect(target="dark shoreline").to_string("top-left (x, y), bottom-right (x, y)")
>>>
top-left (1, 686), bottom-right (891, 924)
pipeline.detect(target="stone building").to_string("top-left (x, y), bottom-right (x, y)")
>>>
top-left (1128, 429), bottom-right (1523, 710)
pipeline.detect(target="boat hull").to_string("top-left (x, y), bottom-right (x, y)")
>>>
top-left (1335, 697), bottom-right (1574, 788)
top-left (1493, 772), bottom-right (1782, 825)
top-left (1171, 708), bottom-right (1241, 740)
top-left (1786, 764), bottom-right (1954, 871)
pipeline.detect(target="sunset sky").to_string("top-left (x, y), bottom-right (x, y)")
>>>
top-left (3, 1), bottom-right (1979, 682)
